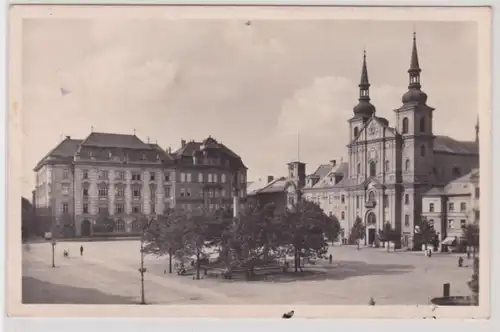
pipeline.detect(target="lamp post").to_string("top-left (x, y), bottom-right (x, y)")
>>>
top-left (51, 239), bottom-right (56, 268)
top-left (139, 216), bottom-right (154, 305)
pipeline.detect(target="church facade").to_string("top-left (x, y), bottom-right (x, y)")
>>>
top-left (301, 34), bottom-right (479, 248)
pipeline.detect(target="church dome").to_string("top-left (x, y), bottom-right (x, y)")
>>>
top-left (353, 100), bottom-right (375, 117)
top-left (402, 88), bottom-right (428, 104)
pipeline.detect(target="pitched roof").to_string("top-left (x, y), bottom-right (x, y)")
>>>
top-left (257, 177), bottom-right (289, 194)
top-left (34, 138), bottom-right (83, 171)
top-left (308, 164), bottom-right (333, 179)
top-left (80, 132), bottom-right (151, 150)
top-left (310, 162), bottom-right (349, 189)
top-left (424, 169), bottom-right (479, 196)
top-left (433, 136), bottom-right (478, 155)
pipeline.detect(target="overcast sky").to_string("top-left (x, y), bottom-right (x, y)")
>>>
top-left (21, 19), bottom-right (478, 198)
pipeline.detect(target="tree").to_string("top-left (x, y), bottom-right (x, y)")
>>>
top-left (462, 224), bottom-right (480, 258)
top-left (94, 209), bottom-right (115, 233)
top-left (468, 257), bottom-right (479, 305)
top-left (324, 214), bottom-right (341, 244)
top-left (22, 197), bottom-right (35, 241)
top-left (378, 222), bottom-right (398, 252)
top-left (61, 212), bottom-right (74, 238)
top-left (350, 216), bottom-right (365, 249)
top-left (415, 217), bottom-right (436, 251)
top-left (280, 200), bottom-right (330, 272)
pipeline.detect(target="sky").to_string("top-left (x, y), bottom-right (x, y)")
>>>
top-left (21, 18), bottom-right (478, 198)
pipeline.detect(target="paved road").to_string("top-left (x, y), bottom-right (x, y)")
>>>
top-left (22, 241), bottom-right (474, 305)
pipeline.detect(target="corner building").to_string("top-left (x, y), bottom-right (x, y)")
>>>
top-left (302, 34), bottom-right (478, 248)
top-left (33, 133), bottom-right (247, 237)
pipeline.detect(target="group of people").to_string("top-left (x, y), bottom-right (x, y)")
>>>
top-left (63, 245), bottom-right (85, 258)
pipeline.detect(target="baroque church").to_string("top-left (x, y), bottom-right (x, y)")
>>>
top-left (249, 33), bottom-right (479, 249)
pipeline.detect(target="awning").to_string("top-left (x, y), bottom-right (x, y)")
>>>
top-left (441, 237), bottom-right (455, 245)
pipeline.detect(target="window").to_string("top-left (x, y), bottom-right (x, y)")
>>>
top-left (369, 161), bottom-right (376, 177)
top-left (214, 174), bottom-right (218, 183)
top-left (187, 173), bottom-right (192, 183)
top-left (187, 188), bottom-right (191, 197)
top-left (115, 203), bottom-right (124, 213)
top-left (208, 189), bottom-right (213, 198)
top-left (114, 219), bottom-right (125, 232)
top-left (452, 167), bottom-right (461, 177)
top-left (116, 171), bottom-right (125, 180)
top-left (99, 187), bottom-right (108, 198)
top-left (448, 219), bottom-right (454, 229)
top-left (221, 189), bottom-right (226, 197)
top-left (460, 219), bottom-right (466, 229)
top-left (198, 173), bottom-right (203, 182)
top-left (214, 189), bottom-right (219, 198)
top-left (448, 202), bottom-right (454, 212)
top-left (356, 196), bottom-right (359, 208)
top-left (475, 210), bottom-right (480, 221)
top-left (429, 203), bottom-right (434, 212)
top-left (98, 170), bottom-right (109, 180)
top-left (208, 174), bottom-right (213, 183)
top-left (62, 203), bottom-right (69, 213)
top-left (132, 172), bottom-right (141, 181)
top-left (341, 195), bottom-right (345, 204)
top-left (165, 186), bottom-right (171, 198)
top-left (240, 190), bottom-right (245, 198)
top-left (385, 160), bottom-right (390, 173)
top-left (404, 214), bottom-right (410, 227)
top-left (405, 159), bottom-right (410, 172)
top-left (404, 194), bottom-right (409, 205)
top-left (133, 206), bottom-right (140, 214)
top-left (180, 173), bottom-right (186, 182)
top-left (132, 188), bottom-right (141, 199)
top-left (150, 187), bottom-right (156, 198)
top-left (150, 173), bottom-right (156, 181)
top-left (329, 195), bottom-right (333, 204)
top-left (116, 188), bottom-right (125, 198)
top-left (62, 185), bottom-right (69, 196)
top-left (353, 127), bottom-right (359, 137)
top-left (164, 172), bottom-right (170, 182)
top-left (83, 203), bottom-right (88, 213)
top-left (402, 117), bottom-right (409, 134)
top-left (368, 191), bottom-right (375, 202)
top-left (460, 202), bottom-right (467, 212)
top-left (419, 117), bottom-right (425, 132)
top-left (82, 170), bottom-right (89, 180)
top-left (221, 174), bottom-right (226, 183)
top-left (83, 188), bottom-right (89, 197)
top-left (357, 163), bottom-right (361, 175)
top-left (383, 195), bottom-right (388, 208)
top-left (62, 169), bottom-right (69, 180)
top-left (341, 211), bottom-right (345, 220)
top-left (420, 145), bottom-right (425, 157)
top-left (180, 188), bottom-right (185, 197)
top-left (475, 187), bottom-right (480, 198)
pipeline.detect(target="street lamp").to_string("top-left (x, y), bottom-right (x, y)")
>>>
top-left (51, 239), bottom-right (56, 268)
top-left (139, 216), bottom-right (154, 305)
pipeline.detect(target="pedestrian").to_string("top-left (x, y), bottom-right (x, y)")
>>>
top-left (329, 254), bottom-right (333, 264)
top-left (80, 245), bottom-right (84, 256)
top-left (458, 256), bottom-right (463, 267)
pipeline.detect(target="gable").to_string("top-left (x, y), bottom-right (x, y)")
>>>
top-left (355, 117), bottom-right (387, 143)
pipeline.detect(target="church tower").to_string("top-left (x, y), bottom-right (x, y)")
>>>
top-left (348, 51), bottom-right (376, 179)
top-left (394, 32), bottom-right (436, 185)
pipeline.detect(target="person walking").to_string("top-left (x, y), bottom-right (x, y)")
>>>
top-left (80, 245), bottom-right (84, 256)
top-left (329, 254), bottom-right (333, 264)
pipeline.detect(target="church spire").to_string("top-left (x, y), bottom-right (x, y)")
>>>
top-left (408, 31), bottom-right (421, 89)
top-left (353, 49), bottom-right (375, 118)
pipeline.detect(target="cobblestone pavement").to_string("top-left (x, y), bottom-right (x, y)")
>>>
top-left (22, 241), bottom-right (474, 305)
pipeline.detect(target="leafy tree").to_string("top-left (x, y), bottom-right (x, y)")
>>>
top-left (462, 224), bottom-right (480, 258)
top-left (349, 216), bottom-right (365, 249)
top-left (22, 197), bottom-right (35, 240)
top-left (95, 209), bottom-right (115, 233)
top-left (415, 217), bottom-right (436, 251)
top-left (378, 222), bottom-right (398, 252)
top-left (468, 257), bottom-right (479, 305)
top-left (280, 200), bottom-right (330, 272)
top-left (324, 214), bottom-right (341, 244)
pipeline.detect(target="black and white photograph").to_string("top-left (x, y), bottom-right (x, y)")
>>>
top-left (7, 5), bottom-right (491, 318)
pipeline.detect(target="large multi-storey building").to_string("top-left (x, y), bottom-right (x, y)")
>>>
top-left (249, 33), bottom-right (479, 248)
top-left (33, 132), bottom-right (247, 237)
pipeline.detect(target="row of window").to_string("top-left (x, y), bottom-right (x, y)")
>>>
top-left (83, 187), bottom-right (172, 199)
top-left (352, 116), bottom-right (426, 138)
top-left (180, 188), bottom-right (230, 198)
top-left (84, 204), bottom-right (149, 214)
top-left (80, 170), bottom-right (169, 182)
top-left (428, 202), bottom-right (469, 213)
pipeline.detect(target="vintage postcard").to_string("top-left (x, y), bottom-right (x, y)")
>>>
top-left (7, 4), bottom-right (491, 319)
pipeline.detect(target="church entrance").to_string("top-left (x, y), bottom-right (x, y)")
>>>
top-left (81, 219), bottom-right (91, 237)
top-left (366, 212), bottom-right (377, 245)
top-left (368, 229), bottom-right (376, 245)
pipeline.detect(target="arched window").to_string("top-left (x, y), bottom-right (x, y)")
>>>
top-left (405, 159), bottom-right (411, 172)
top-left (369, 161), bottom-right (376, 177)
top-left (419, 117), bottom-right (425, 132)
top-left (357, 163), bottom-right (361, 175)
top-left (367, 212), bottom-right (376, 224)
top-left (353, 127), bottom-right (359, 137)
top-left (385, 160), bottom-right (390, 172)
top-left (420, 145), bottom-right (426, 157)
top-left (429, 203), bottom-right (434, 212)
top-left (114, 219), bottom-right (125, 232)
top-left (368, 191), bottom-right (375, 202)
top-left (402, 117), bottom-right (409, 134)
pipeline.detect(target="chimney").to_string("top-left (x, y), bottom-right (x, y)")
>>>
top-left (267, 175), bottom-right (274, 183)
top-left (181, 139), bottom-right (186, 148)
top-left (65, 135), bottom-right (71, 140)
top-left (330, 159), bottom-right (337, 167)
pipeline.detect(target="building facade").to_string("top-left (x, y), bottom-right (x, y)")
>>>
top-left (33, 133), bottom-right (247, 237)
top-left (251, 34), bottom-right (479, 248)
top-left (421, 169), bottom-right (480, 247)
